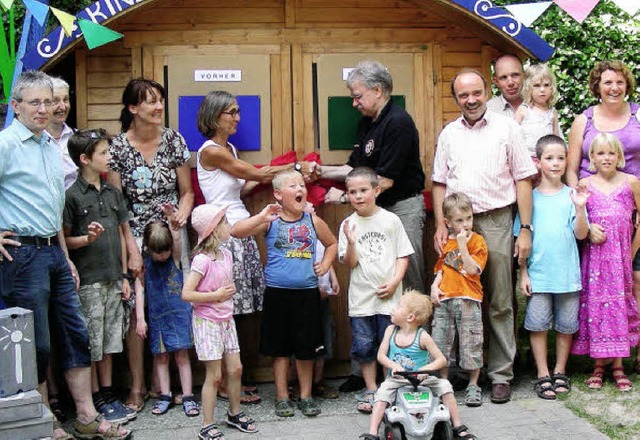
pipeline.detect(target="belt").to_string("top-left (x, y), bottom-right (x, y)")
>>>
top-left (15, 235), bottom-right (59, 246)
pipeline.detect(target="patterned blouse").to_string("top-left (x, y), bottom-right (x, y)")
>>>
top-left (109, 127), bottom-right (191, 236)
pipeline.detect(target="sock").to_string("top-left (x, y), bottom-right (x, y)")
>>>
top-left (93, 391), bottom-right (105, 408)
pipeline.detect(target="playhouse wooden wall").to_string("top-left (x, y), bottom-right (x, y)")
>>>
top-left (64, 0), bottom-right (516, 382)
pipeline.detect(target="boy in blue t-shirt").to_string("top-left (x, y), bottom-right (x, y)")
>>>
top-left (514, 135), bottom-right (589, 400)
top-left (359, 291), bottom-right (476, 440)
top-left (231, 169), bottom-right (337, 418)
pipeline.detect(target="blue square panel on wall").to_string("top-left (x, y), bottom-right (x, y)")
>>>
top-left (178, 95), bottom-right (261, 152)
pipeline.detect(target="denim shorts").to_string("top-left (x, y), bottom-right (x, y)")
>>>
top-left (524, 291), bottom-right (580, 334)
top-left (0, 244), bottom-right (91, 383)
top-left (350, 314), bottom-right (391, 363)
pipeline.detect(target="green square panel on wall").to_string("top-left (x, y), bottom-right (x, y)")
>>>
top-left (327, 95), bottom-right (406, 150)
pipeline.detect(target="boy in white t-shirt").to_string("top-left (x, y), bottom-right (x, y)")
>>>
top-left (338, 167), bottom-right (414, 413)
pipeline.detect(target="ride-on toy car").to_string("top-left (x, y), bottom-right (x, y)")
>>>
top-left (382, 371), bottom-right (453, 440)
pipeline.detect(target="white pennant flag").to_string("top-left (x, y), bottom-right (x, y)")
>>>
top-left (505, 1), bottom-right (554, 27)
top-left (611, 0), bottom-right (640, 16)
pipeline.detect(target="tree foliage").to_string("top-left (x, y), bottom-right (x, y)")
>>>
top-left (495, 0), bottom-right (640, 132)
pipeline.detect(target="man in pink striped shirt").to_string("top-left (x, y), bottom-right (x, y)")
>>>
top-left (431, 68), bottom-right (537, 404)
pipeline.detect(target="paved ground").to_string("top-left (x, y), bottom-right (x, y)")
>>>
top-left (99, 375), bottom-right (609, 440)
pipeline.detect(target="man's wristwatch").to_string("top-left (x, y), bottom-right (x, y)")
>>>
top-left (520, 224), bottom-right (533, 233)
top-left (294, 162), bottom-right (302, 172)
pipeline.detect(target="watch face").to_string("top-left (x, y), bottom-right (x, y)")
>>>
top-left (295, 163), bottom-right (301, 171)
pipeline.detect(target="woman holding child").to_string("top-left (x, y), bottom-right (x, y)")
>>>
top-left (566, 60), bottom-right (640, 372)
top-left (107, 78), bottom-right (194, 413)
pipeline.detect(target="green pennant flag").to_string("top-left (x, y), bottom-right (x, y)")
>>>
top-left (77, 18), bottom-right (123, 50)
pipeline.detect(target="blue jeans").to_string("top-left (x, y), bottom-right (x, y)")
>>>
top-left (350, 314), bottom-right (391, 363)
top-left (0, 243), bottom-right (91, 383)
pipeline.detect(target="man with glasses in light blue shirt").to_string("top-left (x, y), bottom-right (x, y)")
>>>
top-left (0, 71), bottom-right (131, 439)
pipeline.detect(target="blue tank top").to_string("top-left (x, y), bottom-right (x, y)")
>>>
top-left (387, 327), bottom-right (429, 374)
top-left (264, 212), bottom-right (317, 289)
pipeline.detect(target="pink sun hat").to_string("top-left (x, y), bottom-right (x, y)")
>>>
top-left (191, 204), bottom-right (229, 245)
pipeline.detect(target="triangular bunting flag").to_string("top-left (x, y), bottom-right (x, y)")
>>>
top-left (50, 6), bottom-right (76, 37)
top-left (21, 0), bottom-right (49, 26)
top-left (77, 19), bottom-right (123, 50)
top-left (611, 0), bottom-right (640, 16)
top-left (553, 0), bottom-right (600, 23)
top-left (505, 2), bottom-right (553, 27)
top-left (0, 0), bottom-right (14, 11)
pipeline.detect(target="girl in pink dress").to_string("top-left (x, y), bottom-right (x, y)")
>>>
top-left (571, 133), bottom-right (640, 392)
top-left (182, 204), bottom-right (258, 439)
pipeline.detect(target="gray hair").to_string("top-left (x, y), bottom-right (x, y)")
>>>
top-left (197, 90), bottom-right (236, 138)
top-left (51, 76), bottom-right (70, 91)
top-left (11, 71), bottom-right (53, 101)
top-left (346, 61), bottom-right (393, 96)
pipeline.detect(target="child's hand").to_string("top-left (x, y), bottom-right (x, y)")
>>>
top-left (86, 221), bottom-right (105, 244)
top-left (342, 219), bottom-right (356, 244)
top-left (589, 224), bottom-right (606, 244)
top-left (391, 366), bottom-right (405, 377)
top-left (215, 283), bottom-right (237, 302)
top-left (161, 203), bottom-right (184, 230)
top-left (417, 372), bottom-right (430, 382)
top-left (570, 184), bottom-right (590, 208)
top-left (330, 275), bottom-right (340, 296)
top-left (136, 319), bottom-right (147, 339)
top-left (313, 262), bottom-right (329, 277)
top-left (121, 278), bottom-right (131, 301)
top-left (376, 282), bottom-right (398, 300)
top-left (260, 203), bottom-right (282, 222)
top-left (430, 285), bottom-right (444, 306)
top-left (456, 229), bottom-right (472, 247)
top-left (519, 270), bottom-right (532, 297)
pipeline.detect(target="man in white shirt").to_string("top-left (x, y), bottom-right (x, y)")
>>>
top-left (432, 68), bottom-right (536, 404)
top-left (486, 54), bottom-right (524, 119)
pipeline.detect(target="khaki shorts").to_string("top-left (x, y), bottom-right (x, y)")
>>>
top-left (78, 280), bottom-right (124, 361)
top-left (375, 375), bottom-right (453, 404)
top-left (431, 298), bottom-right (483, 371)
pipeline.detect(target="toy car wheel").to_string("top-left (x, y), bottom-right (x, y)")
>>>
top-left (383, 422), bottom-right (405, 440)
top-left (433, 421), bottom-right (454, 440)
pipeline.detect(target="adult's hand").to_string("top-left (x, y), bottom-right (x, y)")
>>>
top-left (0, 231), bottom-right (20, 261)
top-left (514, 231), bottom-right (532, 266)
top-left (324, 187), bottom-right (346, 204)
top-left (589, 224), bottom-right (606, 244)
top-left (433, 224), bottom-right (448, 256)
top-left (67, 257), bottom-right (80, 291)
top-left (299, 161), bottom-right (319, 183)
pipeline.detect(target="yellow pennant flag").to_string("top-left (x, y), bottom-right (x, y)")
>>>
top-left (0, 0), bottom-right (15, 11)
top-left (50, 6), bottom-right (76, 37)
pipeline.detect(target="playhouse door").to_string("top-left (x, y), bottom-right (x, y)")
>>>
top-left (166, 53), bottom-right (275, 166)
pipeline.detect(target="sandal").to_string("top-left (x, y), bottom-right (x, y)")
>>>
top-left (199, 423), bottom-right (224, 440)
top-left (151, 394), bottom-right (173, 415)
top-left (217, 391), bottom-right (262, 405)
top-left (297, 397), bottom-right (321, 417)
top-left (453, 424), bottom-right (477, 440)
top-left (355, 390), bottom-right (375, 414)
top-left (124, 391), bottom-right (145, 413)
top-left (313, 381), bottom-right (339, 399)
top-left (73, 414), bottom-right (131, 439)
top-left (532, 376), bottom-right (556, 400)
top-left (586, 365), bottom-right (605, 390)
top-left (49, 394), bottom-right (67, 422)
top-left (275, 398), bottom-right (295, 417)
top-left (53, 420), bottom-right (73, 440)
top-left (464, 384), bottom-right (483, 407)
top-left (182, 395), bottom-right (200, 417)
top-left (551, 373), bottom-right (571, 394)
top-left (612, 366), bottom-right (633, 392)
top-left (226, 411), bottom-right (258, 433)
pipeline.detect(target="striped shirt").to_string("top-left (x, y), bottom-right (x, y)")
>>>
top-left (487, 94), bottom-right (517, 119)
top-left (432, 111), bottom-right (537, 214)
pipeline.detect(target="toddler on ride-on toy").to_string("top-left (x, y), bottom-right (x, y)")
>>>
top-left (358, 291), bottom-right (477, 440)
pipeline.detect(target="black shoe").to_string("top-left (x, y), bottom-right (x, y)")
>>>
top-left (338, 375), bottom-right (365, 392)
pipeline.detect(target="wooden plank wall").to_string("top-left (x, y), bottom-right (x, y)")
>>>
top-left (70, 0), bottom-right (521, 382)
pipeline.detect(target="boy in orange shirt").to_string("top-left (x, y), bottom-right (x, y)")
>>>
top-left (430, 192), bottom-right (488, 407)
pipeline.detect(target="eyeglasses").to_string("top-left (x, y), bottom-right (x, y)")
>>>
top-left (18, 99), bottom-right (54, 108)
top-left (222, 108), bottom-right (241, 117)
